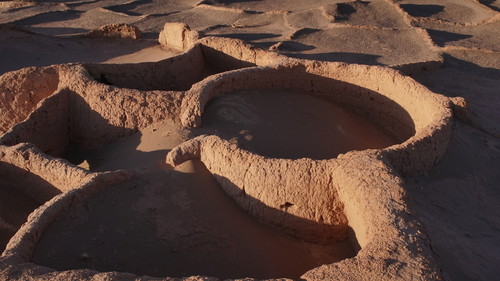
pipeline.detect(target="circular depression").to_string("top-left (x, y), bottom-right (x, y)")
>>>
top-left (182, 61), bottom-right (452, 175)
top-left (29, 168), bottom-right (356, 279)
top-left (202, 89), bottom-right (398, 160)
top-left (175, 60), bottom-right (452, 248)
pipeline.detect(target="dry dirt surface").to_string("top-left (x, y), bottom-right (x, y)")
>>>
top-left (0, 1), bottom-right (499, 281)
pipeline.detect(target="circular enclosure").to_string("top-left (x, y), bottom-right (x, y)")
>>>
top-left (181, 59), bottom-right (452, 175)
top-left (169, 58), bottom-right (453, 250)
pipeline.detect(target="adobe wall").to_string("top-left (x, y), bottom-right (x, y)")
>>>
top-left (167, 135), bottom-right (349, 243)
top-left (0, 143), bottom-right (90, 202)
top-left (303, 152), bottom-right (440, 280)
top-left (2, 169), bottom-right (132, 265)
top-left (179, 59), bottom-right (453, 176)
top-left (0, 66), bottom-right (59, 135)
top-left (0, 65), bottom-right (185, 152)
top-left (0, 143), bottom-right (92, 253)
top-left (84, 45), bottom-right (205, 91)
top-left (0, 91), bottom-right (71, 156)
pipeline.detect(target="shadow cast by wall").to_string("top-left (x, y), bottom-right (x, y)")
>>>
top-left (400, 4), bottom-right (445, 17)
top-left (0, 163), bottom-right (62, 252)
top-left (426, 29), bottom-right (473, 47)
top-left (212, 33), bottom-right (281, 41)
top-left (288, 52), bottom-right (382, 65)
top-left (26, 26), bottom-right (88, 36)
top-left (106, 0), bottom-right (154, 16)
top-left (63, 130), bottom-right (168, 172)
top-left (414, 54), bottom-right (500, 90)
top-left (0, 31), bottom-right (169, 75)
top-left (479, 0), bottom-right (500, 12)
top-left (211, 172), bottom-right (360, 249)
top-left (0, 90), bottom-right (136, 157)
top-left (273, 41), bottom-right (316, 52)
top-left (85, 43), bottom-right (259, 91)
top-left (11, 10), bottom-right (82, 27)
top-left (199, 44), bottom-right (257, 73)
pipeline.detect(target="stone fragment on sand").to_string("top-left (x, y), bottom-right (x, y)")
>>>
top-left (85, 23), bottom-right (142, 39)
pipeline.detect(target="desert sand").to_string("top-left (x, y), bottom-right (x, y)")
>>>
top-left (0, 0), bottom-right (499, 281)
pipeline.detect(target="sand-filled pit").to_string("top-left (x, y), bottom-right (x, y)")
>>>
top-left (4, 83), bottom-right (358, 278)
top-left (0, 177), bottom-right (40, 251)
top-left (0, 143), bottom-right (91, 253)
top-left (202, 89), bottom-right (398, 160)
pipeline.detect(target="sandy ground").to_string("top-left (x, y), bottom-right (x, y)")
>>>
top-left (0, 24), bottom-right (178, 73)
top-left (202, 90), bottom-right (397, 160)
top-left (0, 0), bottom-right (499, 280)
top-left (0, 177), bottom-right (40, 249)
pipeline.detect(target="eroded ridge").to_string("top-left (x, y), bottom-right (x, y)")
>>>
top-left (0, 22), bottom-right (453, 281)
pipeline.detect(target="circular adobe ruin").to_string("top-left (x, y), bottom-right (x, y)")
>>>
top-left (168, 57), bottom-right (452, 246)
top-left (1, 30), bottom-right (453, 280)
top-left (179, 58), bottom-right (452, 176)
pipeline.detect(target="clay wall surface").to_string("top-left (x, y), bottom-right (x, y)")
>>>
top-left (158, 22), bottom-right (199, 51)
top-left (180, 60), bottom-right (452, 176)
top-left (0, 144), bottom-right (90, 195)
top-left (167, 135), bottom-right (348, 243)
top-left (84, 45), bottom-right (206, 91)
top-left (0, 143), bottom-right (92, 253)
top-left (303, 152), bottom-right (440, 280)
top-left (0, 91), bottom-right (71, 156)
top-left (1, 65), bottom-right (185, 152)
top-left (0, 66), bottom-right (59, 135)
top-left (2, 171), bottom-right (132, 264)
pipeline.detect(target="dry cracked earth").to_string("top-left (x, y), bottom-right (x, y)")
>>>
top-left (0, 0), bottom-right (499, 281)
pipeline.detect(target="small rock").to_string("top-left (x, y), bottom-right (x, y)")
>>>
top-left (85, 23), bottom-right (142, 39)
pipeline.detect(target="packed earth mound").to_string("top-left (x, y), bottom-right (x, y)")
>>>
top-left (0, 22), bottom-right (457, 280)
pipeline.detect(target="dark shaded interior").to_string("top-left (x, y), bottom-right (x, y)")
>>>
top-left (400, 4), bottom-right (445, 17)
top-left (202, 89), bottom-right (400, 160)
top-left (199, 68), bottom-right (416, 149)
top-left (0, 162), bottom-right (61, 252)
top-left (0, 91), bottom-right (137, 158)
top-left (199, 44), bottom-right (257, 73)
top-left (85, 44), bottom-right (258, 91)
top-left (84, 45), bottom-right (209, 91)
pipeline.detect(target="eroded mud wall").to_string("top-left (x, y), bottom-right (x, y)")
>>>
top-left (84, 45), bottom-right (205, 91)
top-left (0, 66), bottom-right (59, 135)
